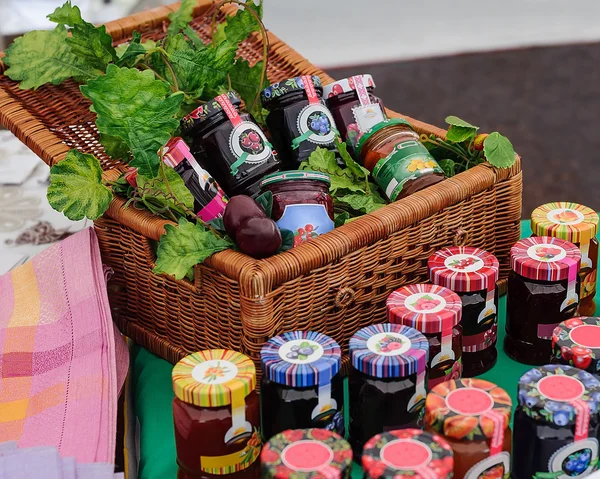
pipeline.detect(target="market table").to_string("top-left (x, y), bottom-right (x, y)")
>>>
top-left (129, 220), bottom-right (600, 479)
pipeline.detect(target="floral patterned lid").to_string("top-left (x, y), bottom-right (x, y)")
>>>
top-left (355, 118), bottom-right (413, 155)
top-left (261, 75), bottom-right (323, 107)
top-left (349, 323), bottom-right (429, 378)
top-left (553, 317), bottom-right (600, 373)
top-left (386, 284), bottom-right (462, 333)
top-left (425, 378), bottom-right (512, 441)
top-left (180, 91), bottom-right (241, 133)
top-left (428, 246), bottom-right (500, 293)
top-left (260, 170), bottom-right (330, 187)
top-left (322, 74), bottom-right (375, 98)
top-left (261, 428), bottom-right (352, 479)
top-left (531, 202), bottom-right (598, 245)
top-left (172, 349), bottom-right (256, 408)
top-left (260, 331), bottom-right (341, 387)
top-left (362, 429), bottom-right (453, 479)
top-left (510, 236), bottom-right (581, 282)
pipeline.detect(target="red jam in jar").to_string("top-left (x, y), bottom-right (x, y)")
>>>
top-left (428, 246), bottom-right (500, 377)
top-left (172, 350), bottom-right (261, 479)
top-left (387, 284), bottom-right (463, 388)
top-left (552, 316), bottom-right (600, 373)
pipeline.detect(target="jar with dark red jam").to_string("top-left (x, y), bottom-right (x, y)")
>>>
top-left (553, 316), bottom-right (600, 373)
top-left (505, 236), bottom-right (582, 365)
top-left (513, 365), bottom-right (600, 479)
top-left (261, 75), bottom-right (338, 169)
top-left (428, 246), bottom-right (500, 377)
top-left (348, 323), bottom-right (429, 458)
top-left (532, 202), bottom-right (599, 316)
top-left (181, 91), bottom-right (280, 198)
top-left (171, 350), bottom-right (261, 479)
top-left (322, 74), bottom-right (387, 154)
top-left (260, 171), bottom-right (334, 246)
top-left (387, 283), bottom-right (463, 389)
top-left (260, 331), bottom-right (344, 441)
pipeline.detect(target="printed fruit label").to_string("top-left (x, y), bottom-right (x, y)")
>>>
top-left (296, 104), bottom-right (336, 145)
top-left (192, 359), bottom-right (239, 385)
top-left (278, 339), bottom-right (324, 364)
top-left (366, 332), bottom-right (411, 356)
top-left (404, 292), bottom-right (447, 314)
top-left (544, 438), bottom-right (599, 479)
top-left (444, 253), bottom-right (484, 273)
top-left (547, 208), bottom-right (585, 225)
top-left (276, 204), bottom-right (334, 247)
top-left (527, 244), bottom-right (567, 262)
top-left (200, 429), bottom-right (262, 475)
top-left (464, 452), bottom-right (510, 479)
top-left (229, 122), bottom-right (272, 171)
top-left (281, 440), bottom-right (334, 472)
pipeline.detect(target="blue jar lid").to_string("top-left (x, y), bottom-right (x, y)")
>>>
top-left (260, 331), bottom-right (341, 387)
top-left (349, 323), bottom-right (429, 378)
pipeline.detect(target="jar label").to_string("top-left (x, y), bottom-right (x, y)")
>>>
top-left (404, 292), bottom-right (447, 313)
top-left (544, 438), bottom-right (599, 479)
top-left (281, 440), bottom-right (333, 472)
top-left (445, 387), bottom-right (495, 415)
top-left (278, 338), bottom-right (324, 364)
top-left (293, 103), bottom-right (337, 147)
top-left (444, 253), bottom-right (485, 273)
top-left (538, 323), bottom-right (561, 341)
top-left (537, 375), bottom-right (585, 402)
top-left (380, 439), bottom-right (433, 470)
top-left (366, 331), bottom-right (412, 356)
top-left (463, 323), bottom-right (497, 353)
top-left (464, 452), bottom-right (510, 479)
top-left (276, 204), bottom-right (334, 247)
top-left (570, 325), bottom-right (600, 349)
top-left (547, 208), bottom-right (586, 226)
top-left (200, 429), bottom-right (261, 475)
top-left (527, 244), bottom-right (568, 262)
top-left (192, 359), bottom-right (239, 385)
top-left (372, 140), bottom-right (443, 201)
top-left (228, 121), bottom-right (273, 175)
top-left (353, 104), bottom-right (387, 135)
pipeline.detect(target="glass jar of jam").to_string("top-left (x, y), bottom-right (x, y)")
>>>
top-left (553, 316), bottom-right (600, 374)
top-left (355, 119), bottom-right (445, 202)
top-left (259, 171), bottom-right (334, 246)
top-left (362, 429), bottom-right (454, 479)
top-left (532, 202), bottom-right (599, 316)
top-left (513, 365), bottom-right (600, 479)
top-left (428, 246), bottom-right (500, 377)
top-left (505, 236), bottom-right (582, 365)
top-left (260, 428), bottom-right (352, 478)
top-left (260, 331), bottom-right (344, 441)
top-left (348, 323), bottom-right (429, 458)
top-left (322, 74), bottom-right (387, 153)
top-left (387, 283), bottom-right (463, 389)
top-left (181, 91), bottom-right (280, 198)
top-left (425, 378), bottom-right (512, 479)
top-left (171, 350), bottom-right (261, 479)
top-left (261, 75), bottom-right (338, 169)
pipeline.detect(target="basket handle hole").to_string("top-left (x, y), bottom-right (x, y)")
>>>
top-left (453, 229), bottom-right (468, 246)
top-left (335, 287), bottom-right (355, 308)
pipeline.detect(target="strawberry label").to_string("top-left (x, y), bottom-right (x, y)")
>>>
top-left (444, 254), bottom-right (484, 273)
top-left (404, 292), bottom-right (447, 314)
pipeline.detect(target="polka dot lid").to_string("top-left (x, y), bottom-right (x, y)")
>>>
top-left (553, 317), bottom-right (600, 373)
top-left (260, 331), bottom-right (341, 388)
top-left (322, 74), bottom-right (375, 98)
top-left (349, 323), bottom-right (429, 378)
top-left (386, 284), bottom-right (462, 333)
top-left (511, 236), bottom-right (581, 282)
top-left (532, 202), bottom-right (598, 245)
top-left (171, 349), bottom-right (256, 408)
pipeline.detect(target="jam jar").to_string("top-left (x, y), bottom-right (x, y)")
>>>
top-left (260, 331), bottom-right (344, 441)
top-left (322, 74), bottom-right (386, 153)
top-left (355, 119), bottom-right (445, 202)
top-left (259, 171), bottom-right (334, 246)
top-left (348, 323), bottom-right (429, 458)
top-left (513, 365), bottom-right (600, 479)
top-left (163, 137), bottom-right (228, 222)
top-left (425, 379), bottom-right (512, 479)
top-left (387, 283), bottom-right (463, 388)
top-left (428, 246), bottom-right (500, 377)
top-left (505, 236), bottom-right (582, 365)
top-left (553, 316), bottom-right (600, 374)
top-left (261, 75), bottom-right (338, 169)
top-left (181, 91), bottom-right (280, 198)
top-left (362, 429), bottom-right (454, 479)
top-left (171, 350), bottom-right (261, 479)
top-left (532, 202), bottom-right (599, 316)
top-left (260, 429), bottom-right (352, 479)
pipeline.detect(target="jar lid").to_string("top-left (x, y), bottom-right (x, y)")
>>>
top-left (260, 331), bottom-right (341, 387)
top-left (510, 236), bottom-right (581, 282)
top-left (180, 91), bottom-right (241, 133)
top-left (428, 246), bottom-right (500, 293)
top-left (362, 429), bottom-right (453, 479)
top-left (163, 137), bottom-right (192, 167)
top-left (260, 170), bottom-right (331, 188)
top-left (261, 429), bottom-right (352, 479)
top-left (355, 118), bottom-right (413, 155)
top-left (261, 76), bottom-right (323, 107)
top-left (349, 323), bottom-right (429, 378)
top-left (425, 378), bottom-right (512, 441)
top-left (386, 284), bottom-right (462, 333)
top-left (531, 202), bottom-right (599, 245)
top-left (171, 349), bottom-right (255, 407)
top-left (322, 74), bottom-right (376, 98)
top-left (553, 317), bottom-right (600, 373)
top-left (517, 365), bottom-right (600, 427)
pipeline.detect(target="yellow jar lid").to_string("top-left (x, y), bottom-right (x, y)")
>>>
top-left (531, 202), bottom-right (598, 245)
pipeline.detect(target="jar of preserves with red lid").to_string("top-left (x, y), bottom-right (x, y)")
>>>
top-left (387, 284), bottom-right (463, 388)
top-left (181, 91), bottom-right (280, 198)
top-left (505, 236), bottom-right (582, 365)
top-left (172, 350), bottom-right (261, 479)
top-left (552, 316), bottom-right (600, 373)
top-left (428, 246), bottom-right (500, 377)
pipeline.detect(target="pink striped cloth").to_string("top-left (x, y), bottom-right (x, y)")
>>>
top-left (0, 228), bottom-right (128, 465)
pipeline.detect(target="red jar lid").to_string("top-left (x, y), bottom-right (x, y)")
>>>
top-left (510, 236), bottom-right (581, 282)
top-left (322, 74), bottom-right (375, 98)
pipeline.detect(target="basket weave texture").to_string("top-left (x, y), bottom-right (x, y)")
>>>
top-left (0, 1), bottom-right (522, 373)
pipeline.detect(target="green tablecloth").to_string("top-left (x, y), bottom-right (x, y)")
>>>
top-left (130, 221), bottom-right (599, 479)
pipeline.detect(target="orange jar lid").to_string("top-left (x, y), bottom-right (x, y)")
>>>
top-left (531, 202), bottom-right (598, 245)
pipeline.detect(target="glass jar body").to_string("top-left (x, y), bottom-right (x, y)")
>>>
top-left (422, 326), bottom-right (463, 389)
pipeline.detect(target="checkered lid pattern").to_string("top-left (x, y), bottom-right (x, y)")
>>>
top-left (531, 202), bottom-right (598, 245)
top-left (510, 236), bottom-right (581, 282)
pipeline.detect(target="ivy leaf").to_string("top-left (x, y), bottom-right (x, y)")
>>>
top-left (100, 134), bottom-right (130, 160)
top-left (153, 218), bottom-right (232, 280)
top-left (483, 132), bottom-right (517, 168)
top-left (47, 0), bottom-right (83, 25)
top-left (167, 0), bottom-right (196, 36)
top-left (47, 149), bottom-right (113, 221)
top-left (116, 32), bottom-right (156, 68)
top-left (222, 1), bottom-right (263, 46)
top-left (438, 159), bottom-right (456, 177)
top-left (446, 125), bottom-right (478, 143)
top-left (229, 58), bottom-right (268, 121)
top-left (278, 229), bottom-right (294, 252)
top-left (255, 190), bottom-right (273, 217)
top-left (445, 116), bottom-right (478, 129)
top-left (137, 167), bottom-right (194, 211)
top-left (336, 193), bottom-right (386, 215)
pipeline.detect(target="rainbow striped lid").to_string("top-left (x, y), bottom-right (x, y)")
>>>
top-left (510, 237), bottom-right (581, 282)
top-left (531, 202), bottom-right (598, 245)
top-left (260, 331), bottom-right (341, 387)
top-left (172, 349), bottom-right (256, 407)
top-left (349, 323), bottom-right (429, 378)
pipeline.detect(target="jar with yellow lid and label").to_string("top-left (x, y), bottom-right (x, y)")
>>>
top-left (172, 350), bottom-right (261, 479)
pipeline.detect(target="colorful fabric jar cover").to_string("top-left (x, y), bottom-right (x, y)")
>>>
top-left (322, 74), bottom-right (376, 98)
top-left (510, 236), bottom-right (581, 282)
top-left (553, 317), bottom-right (600, 373)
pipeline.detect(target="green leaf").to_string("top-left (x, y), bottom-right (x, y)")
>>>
top-left (438, 159), bottom-right (456, 177)
top-left (81, 65), bottom-right (184, 177)
top-left (278, 229), bottom-right (294, 252)
top-left (111, 174), bottom-right (132, 197)
top-left (207, 217), bottom-right (226, 233)
top-left (334, 211), bottom-right (350, 227)
top-left (100, 134), bottom-right (130, 160)
top-left (47, 149), bottom-right (113, 220)
top-left (335, 137), bottom-right (370, 189)
top-left (213, 22), bottom-right (227, 45)
top-left (445, 116), bottom-right (478, 129)
top-left (300, 147), bottom-right (364, 195)
top-left (153, 218), bottom-right (232, 280)
top-left (255, 190), bottom-right (273, 217)
top-left (222, 1), bottom-right (263, 46)
top-left (446, 125), bottom-right (478, 143)
top-left (116, 32), bottom-right (156, 68)
top-left (167, 0), bottom-right (196, 36)
top-left (47, 1), bottom-right (83, 25)
top-left (137, 167), bottom-right (194, 211)
top-left (229, 58), bottom-right (268, 120)
top-left (336, 193), bottom-right (386, 215)
top-left (483, 132), bottom-right (517, 168)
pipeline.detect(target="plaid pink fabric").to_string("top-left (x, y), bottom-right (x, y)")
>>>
top-left (0, 228), bottom-right (128, 464)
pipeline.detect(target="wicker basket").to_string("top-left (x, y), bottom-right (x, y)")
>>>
top-left (0, 1), bottom-right (522, 373)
